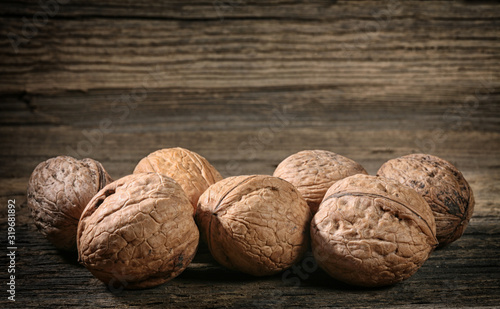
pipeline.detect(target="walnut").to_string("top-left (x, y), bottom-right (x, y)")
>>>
top-left (377, 154), bottom-right (475, 247)
top-left (27, 156), bottom-right (112, 251)
top-left (196, 175), bottom-right (311, 276)
top-left (133, 147), bottom-right (223, 213)
top-left (77, 173), bottom-right (199, 289)
top-left (311, 174), bottom-right (438, 287)
top-left (273, 150), bottom-right (368, 214)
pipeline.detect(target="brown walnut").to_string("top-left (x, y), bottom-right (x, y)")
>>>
top-left (273, 150), bottom-right (368, 214)
top-left (27, 156), bottom-right (112, 251)
top-left (196, 175), bottom-right (311, 276)
top-left (134, 147), bottom-right (223, 213)
top-left (311, 174), bottom-right (437, 287)
top-left (377, 153), bottom-right (475, 247)
top-left (77, 173), bottom-right (199, 289)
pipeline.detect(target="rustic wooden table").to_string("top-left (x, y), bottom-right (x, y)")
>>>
top-left (1, 1), bottom-right (499, 308)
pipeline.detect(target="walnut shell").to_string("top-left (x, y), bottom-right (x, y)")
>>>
top-left (77, 173), bottom-right (199, 289)
top-left (196, 175), bottom-right (311, 276)
top-left (311, 174), bottom-right (438, 287)
top-left (273, 150), bottom-right (368, 214)
top-left (27, 156), bottom-right (112, 251)
top-left (377, 154), bottom-right (475, 247)
top-left (133, 147), bottom-right (223, 213)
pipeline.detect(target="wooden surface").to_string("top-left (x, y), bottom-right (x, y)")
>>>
top-left (0, 1), bottom-right (499, 308)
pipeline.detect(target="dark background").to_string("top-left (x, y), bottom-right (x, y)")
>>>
top-left (0, 1), bottom-right (499, 308)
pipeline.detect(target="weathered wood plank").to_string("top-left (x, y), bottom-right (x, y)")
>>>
top-left (1, 125), bottom-right (499, 174)
top-left (1, 1), bottom-right (499, 94)
top-left (2, 0), bottom-right (500, 20)
top-left (1, 89), bottom-right (499, 128)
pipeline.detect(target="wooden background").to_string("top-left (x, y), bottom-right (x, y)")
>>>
top-left (0, 1), bottom-right (499, 308)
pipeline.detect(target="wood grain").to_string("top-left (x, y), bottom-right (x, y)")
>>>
top-left (1, 1), bottom-right (499, 93)
top-left (0, 1), bottom-right (499, 308)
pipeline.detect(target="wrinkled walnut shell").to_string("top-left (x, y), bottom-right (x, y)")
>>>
top-left (377, 154), bottom-right (475, 247)
top-left (274, 150), bottom-right (368, 214)
top-left (311, 174), bottom-right (438, 287)
top-left (134, 147), bottom-right (223, 213)
top-left (27, 156), bottom-right (112, 251)
top-left (196, 175), bottom-right (311, 276)
top-left (77, 173), bottom-right (199, 289)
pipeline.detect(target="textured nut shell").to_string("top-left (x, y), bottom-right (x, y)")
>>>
top-left (196, 175), bottom-right (311, 276)
top-left (133, 147), bottom-right (223, 212)
top-left (27, 156), bottom-right (112, 251)
top-left (377, 154), bottom-right (474, 247)
top-left (77, 173), bottom-right (199, 289)
top-left (311, 174), bottom-right (437, 287)
top-left (273, 150), bottom-right (368, 214)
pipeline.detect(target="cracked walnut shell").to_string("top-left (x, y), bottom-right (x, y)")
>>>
top-left (196, 175), bottom-right (311, 276)
top-left (27, 156), bottom-right (112, 251)
top-left (134, 147), bottom-right (223, 213)
top-left (311, 174), bottom-right (438, 287)
top-left (77, 173), bottom-right (199, 289)
top-left (273, 150), bottom-right (368, 214)
top-left (377, 154), bottom-right (475, 247)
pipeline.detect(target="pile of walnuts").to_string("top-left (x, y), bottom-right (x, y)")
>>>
top-left (27, 148), bottom-right (474, 289)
